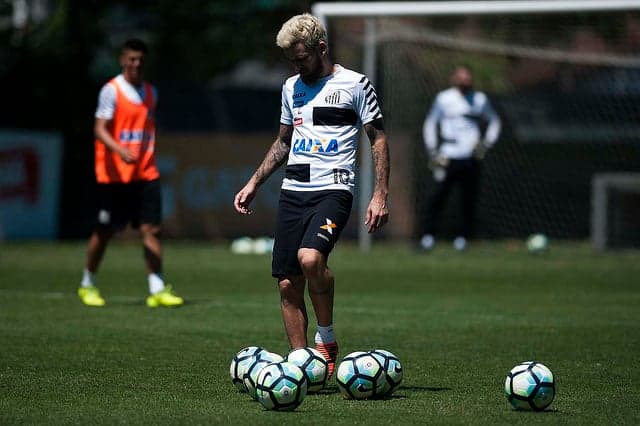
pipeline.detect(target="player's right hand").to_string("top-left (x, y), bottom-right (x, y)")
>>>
top-left (118, 147), bottom-right (136, 163)
top-left (234, 184), bottom-right (256, 215)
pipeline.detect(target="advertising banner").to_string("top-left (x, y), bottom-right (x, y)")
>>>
top-left (156, 132), bottom-right (284, 238)
top-left (0, 130), bottom-right (62, 239)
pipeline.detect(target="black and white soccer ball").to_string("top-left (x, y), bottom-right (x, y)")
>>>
top-left (369, 349), bottom-right (403, 396)
top-left (336, 351), bottom-right (386, 399)
top-left (243, 351), bottom-right (284, 400)
top-left (285, 347), bottom-right (328, 393)
top-left (526, 234), bottom-right (548, 254)
top-left (256, 361), bottom-right (308, 411)
top-left (229, 346), bottom-right (265, 392)
top-left (505, 361), bottom-right (556, 411)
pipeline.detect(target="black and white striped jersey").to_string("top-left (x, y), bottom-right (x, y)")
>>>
top-left (280, 64), bottom-right (382, 193)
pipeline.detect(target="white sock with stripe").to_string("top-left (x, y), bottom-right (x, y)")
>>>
top-left (81, 269), bottom-right (94, 287)
top-left (148, 273), bottom-right (165, 295)
top-left (314, 324), bottom-right (336, 344)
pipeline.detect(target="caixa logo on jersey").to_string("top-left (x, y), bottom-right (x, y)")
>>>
top-left (119, 129), bottom-right (153, 144)
top-left (292, 138), bottom-right (338, 153)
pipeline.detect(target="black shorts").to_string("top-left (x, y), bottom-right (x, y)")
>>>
top-left (272, 189), bottom-right (353, 278)
top-left (94, 179), bottom-right (162, 232)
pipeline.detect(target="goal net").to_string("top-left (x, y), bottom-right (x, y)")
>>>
top-left (314, 1), bottom-right (640, 246)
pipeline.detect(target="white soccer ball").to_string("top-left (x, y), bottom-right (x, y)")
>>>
top-left (285, 347), bottom-right (328, 393)
top-left (252, 237), bottom-right (274, 255)
top-left (369, 349), bottom-right (403, 396)
top-left (230, 237), bottom-right (254, 254)
top-left (229, 346), bottom-right (265, 392)
top-left (505, 361), bottom-right (556, 411)
top-left (243, 351), bottom-right (285, 400)
top-left (256, 361), bottom-right (308, 411)
top-left (336, 351), bottom-right (386, 399)
top-left (526, 234), bottom-right (548, 253)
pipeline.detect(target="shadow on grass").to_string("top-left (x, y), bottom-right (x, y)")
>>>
top-left (399, 385), bottom-right (451, 392)
top-left (511, 408), bottom-right (560, 414)
top-left (106, 297), bottom-right (202, 308)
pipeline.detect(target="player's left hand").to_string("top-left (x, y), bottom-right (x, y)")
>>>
top-left (365, 194), bottom-right (389, 233)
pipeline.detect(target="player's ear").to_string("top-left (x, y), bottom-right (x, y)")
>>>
top-left (318, 41), bottom-right (328, 57)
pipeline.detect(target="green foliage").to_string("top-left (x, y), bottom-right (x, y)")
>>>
top-left (1, 241), bottom-right (639, 424)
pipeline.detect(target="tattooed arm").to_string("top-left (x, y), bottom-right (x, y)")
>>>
top-left (364, 118), bottom-right (390, 233)
top-left (234, 124), bottom-right (292, 215)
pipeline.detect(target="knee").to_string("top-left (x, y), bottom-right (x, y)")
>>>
top-left (140, 224), bottom-right (161, 238)
top-left (93, 229), bottom-right (114, 244)
top-left (278, 277), bottom-right (305, 305)
top-left (298, 250), bottom-right (323, 280)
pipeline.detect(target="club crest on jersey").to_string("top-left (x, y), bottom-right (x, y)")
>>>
top-left (292, 138), bottom-right (338, 153)
top-left (294, 117), bottom-right (303, 126)
top-left (320, 218), bottom-right (337, 235)
top-left (324, 90), bottom-right (341, 105)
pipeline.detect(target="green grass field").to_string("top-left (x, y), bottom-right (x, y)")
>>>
top-left (1, 240), bottom-right (639, 424)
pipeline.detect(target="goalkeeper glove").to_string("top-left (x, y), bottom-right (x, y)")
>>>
top-left (473, 143), bottom-right (489, 160)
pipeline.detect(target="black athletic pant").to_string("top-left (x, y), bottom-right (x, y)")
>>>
top-left (424, 158), bottom-right (480, 239)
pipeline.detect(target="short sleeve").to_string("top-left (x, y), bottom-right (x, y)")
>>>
top-left (354, 75), bottom-right (383, 125)
top-left (280, 82), bottom-right (293, 125)
top-left (95, 84), bottom-right (116, 120)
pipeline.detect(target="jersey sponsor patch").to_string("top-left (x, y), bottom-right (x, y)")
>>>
top-left (312, 107), bottom-right (358, 126)
top-left (292, 138), bottom-right (338, 154)
top-left (285, 164), bottom-right (310, 182)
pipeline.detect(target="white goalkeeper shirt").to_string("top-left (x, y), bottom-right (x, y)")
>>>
top-left (280, 64), bottom-right (383, 193)
top-left (423, 87), bottom-right (501, 159)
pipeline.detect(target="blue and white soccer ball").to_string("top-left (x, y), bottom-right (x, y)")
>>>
top-left (369, 349), bottom-right (403, 396)
top-left (256, 361), bottom-right (308, 411)
top-left (505, 361), bottom-right (556, 411)
top-left (526, 234), bottom-right (548, 254)
top-left (229, 346), bottom-right (265, 392)
top-left (336, 351), bottom-right (386, 399)
top-left (243, 352), bottom-right (285, 400)
top-left (285, 347), bottom-right (328, 393)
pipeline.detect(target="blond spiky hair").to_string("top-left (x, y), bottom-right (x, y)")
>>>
top-left (276, 13), bottom-right (327, 49)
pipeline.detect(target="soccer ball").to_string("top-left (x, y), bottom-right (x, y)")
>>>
top-left (369, 349), bottom-right (403, 396)
top-left (505, 361), bottom-right (556, 411)
top-left (229, 346), bottom-right (265, 392)
top-left (526, 234), bottom-right (548, 253)
top-left (336, 351), bottom-right (386, 399)
top-left (285, 347), bottom-right (328, 393)
top-left (252, 237), bottom-right (275, 255)
top-left (243, 352), bottom-right (284, 400)
top-left (230, 237), bottom-right (254, 254)
top-left (256, 361), bottom-right (308, 411)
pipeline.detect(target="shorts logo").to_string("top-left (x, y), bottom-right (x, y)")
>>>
top-left (320, 218), bottom-right (337, 235)
top-left (292, 138), bottom-right (338, 153)
top-left (98, 209), bottom-right (111, 224)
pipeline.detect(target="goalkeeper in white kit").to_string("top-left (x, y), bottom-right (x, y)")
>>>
top-left (419, 65), bottom-right (501, 251)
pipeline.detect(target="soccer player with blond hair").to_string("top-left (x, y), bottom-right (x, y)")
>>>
top-left (234, 13), bottom-right (390, 377)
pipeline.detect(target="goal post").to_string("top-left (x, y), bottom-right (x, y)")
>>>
top-left (312, 1), bottom-right (640, 251)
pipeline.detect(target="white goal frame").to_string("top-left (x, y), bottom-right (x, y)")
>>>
top-left (311, 0), bottom-right (640, 251)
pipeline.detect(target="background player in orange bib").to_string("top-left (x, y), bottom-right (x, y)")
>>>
top-left (77, 38), bottom-right (183, 308)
